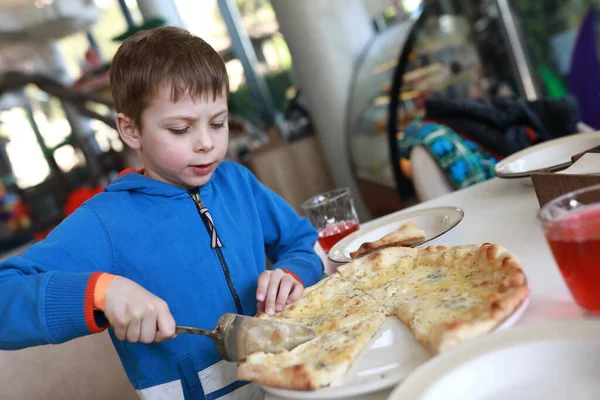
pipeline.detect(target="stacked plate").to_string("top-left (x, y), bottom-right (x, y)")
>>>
top-left (494, 132), bottom-right (600, 183)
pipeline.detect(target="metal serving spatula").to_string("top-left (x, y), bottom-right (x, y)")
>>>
top-left (176, 313), bottom-right (316, 362)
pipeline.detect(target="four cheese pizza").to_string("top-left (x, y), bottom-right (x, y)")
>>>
top-left (238, 243), bottom-right (529, 391)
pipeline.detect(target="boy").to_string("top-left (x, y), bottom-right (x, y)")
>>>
top-left (0, 27), bottom-right (323, 400)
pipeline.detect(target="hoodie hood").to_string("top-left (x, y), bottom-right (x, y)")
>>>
top-left (104, 170), bottom-right (214, 198)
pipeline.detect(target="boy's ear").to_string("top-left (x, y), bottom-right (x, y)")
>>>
top-left (116, 113), bottom-right (142, 149)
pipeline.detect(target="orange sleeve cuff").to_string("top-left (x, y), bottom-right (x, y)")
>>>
top-left (84, 272), bottom-right (107, 333)
top-left (282, 270), bottom-right (303, 286)
top-left (93, 273), bottom-right (119, 311)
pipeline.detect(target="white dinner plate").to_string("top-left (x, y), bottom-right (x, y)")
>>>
top-left (387, 318), bottom-right (600, 400)
top-left (495, 131), bottom-right (600, 180)
top-left (261, 295), bottom-right (530, 400)
top-left (328, 207), bottom-right (464, 264)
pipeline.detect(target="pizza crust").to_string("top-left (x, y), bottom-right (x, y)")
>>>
top-left (431, 285), bottom-right (529, 353)
top-left (238, 361), bottom-right (314, 390)
top-left (349, 221), bottom-right (426, 259)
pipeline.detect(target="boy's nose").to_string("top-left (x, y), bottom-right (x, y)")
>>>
top-left (193, 131), bottom-right (214, 152)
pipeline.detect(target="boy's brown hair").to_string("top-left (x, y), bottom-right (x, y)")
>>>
top-left (110, 26), bottom-right (229, 128)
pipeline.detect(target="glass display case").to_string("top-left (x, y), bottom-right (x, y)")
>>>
top-left (347, 1), bottom-right (534, 217)
top-left (347, 20), bottom-right (414, 194)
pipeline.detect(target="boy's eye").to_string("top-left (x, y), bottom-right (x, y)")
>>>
top-left (211, 122), bottom-right (226, 129)
top-left (168, 127), bottom-right (189, 135)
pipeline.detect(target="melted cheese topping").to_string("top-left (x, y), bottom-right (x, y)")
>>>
top-left (241, 313), bottom-right (386, 389)
top-left (278, 273), bottom-right (366, 316)
top-left (395, 247), bottom-right (515, 347)
top-left (270, 273), bottom-right (382, 335)
top-left (396, 268), bottom-right (490, 342)
top-left (339, 247), bottom-right (417, 291)
top-left (339, 245), bottom-right (518, 350)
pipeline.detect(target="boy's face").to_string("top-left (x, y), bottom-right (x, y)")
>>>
top-left (117, 84), bottom-right (229, 188)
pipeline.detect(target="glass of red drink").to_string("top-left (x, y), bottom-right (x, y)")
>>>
top-left (538, 184), bottom-right (600, 314)
top-left (301, 188), bottom-right (360, 253)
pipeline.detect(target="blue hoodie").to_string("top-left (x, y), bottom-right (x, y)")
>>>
top-left (0, 161), bottom-right (323, 400)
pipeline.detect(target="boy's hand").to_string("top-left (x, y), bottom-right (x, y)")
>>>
top-left (104, 277), bottom-right (176, 343)
top-left (256, 269), bottom-right (303, 316)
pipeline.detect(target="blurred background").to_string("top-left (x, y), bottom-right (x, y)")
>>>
top-left (0, 0), bottom-right (597, 254)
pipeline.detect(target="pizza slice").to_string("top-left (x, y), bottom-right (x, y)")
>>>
top-left (394, 244), bottom-right (529, 353)
top-left (258, 272), bottom-right (382, 336)
top-left (238, 312), bottom-right (386, 390)
top-left (349, 221), bottom-right (426, 259)
top-left (340, 244), bottom-right (528, 353)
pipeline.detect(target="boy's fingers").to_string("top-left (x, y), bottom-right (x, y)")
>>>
top-left (126, 319), bottom-right (142, 343)
top-left (140, 314), bottom-right (157, 344)
top-left (256, 272), bottom-right (271, 302)
top-left (275, 278), bottom-right (293, 312)
top-left (113, 325), bottom-right (127, 341)
top-left (155, 307), bottom-right (176, 342)
top-left (256, 301), bottom-right (265, 315)
top-left (265, 274), bottom-right (282, 316)
top-left (288, 283), bottom-right (304, 302)
top-left (155, 331), bottom-right (169, 343)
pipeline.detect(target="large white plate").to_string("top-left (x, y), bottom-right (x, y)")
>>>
top-left (387, 318), bottom-right (600, 400)
top-left (261, 295), bottom-right (530, 400)
top-left (495, 131), bottom-right (600, 179)
top-left (328, 207), bottom-right (464, 264)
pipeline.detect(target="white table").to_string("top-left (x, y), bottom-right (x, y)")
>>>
top-left (265, 178), bottom-right (587, 400)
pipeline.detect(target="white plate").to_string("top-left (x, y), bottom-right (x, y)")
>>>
top-left (495, 131), bottom-right (600, 179)
top-left (387, 318), bottom-right (600, 400)
top-left (328, 207), bottom-right (464, 264)
top-left (262, 296), bottom-right (530, 400)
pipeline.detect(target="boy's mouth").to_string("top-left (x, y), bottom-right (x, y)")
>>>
top-left (189, 162), bottom-right (215, 176)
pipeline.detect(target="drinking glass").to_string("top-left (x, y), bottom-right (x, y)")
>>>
top-left (301, 188), bottom-right (360, 253)
top-left (538, 184), bottom-right (600, 314)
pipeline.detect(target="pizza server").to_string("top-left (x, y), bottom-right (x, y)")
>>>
top-left (175, 313), bottom-right (317, 361)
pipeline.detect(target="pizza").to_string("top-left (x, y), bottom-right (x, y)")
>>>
top-left (345, 244), bottom-right (529, 353)
top-left (256, 273), bottom-right (383, 336)
top-left (238, 243), bottom-right (529, 390)
top-left (339, 246), bottom-right (418, 314)
top-left (238, 313), bottom-right (385, 390)
top-left (349, 221), bottom-right (426, 259)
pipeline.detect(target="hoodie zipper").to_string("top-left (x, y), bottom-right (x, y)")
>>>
top-left (189, 190), bottom-right (244, 315)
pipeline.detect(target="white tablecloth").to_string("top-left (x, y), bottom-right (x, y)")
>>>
top-left (265, 178), bottom-right (587, 400)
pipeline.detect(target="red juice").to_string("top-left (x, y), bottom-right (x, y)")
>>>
top-left (545, 206), bottom-right (600, 314)
top-left (318, 221), bottom-right (359, 252)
